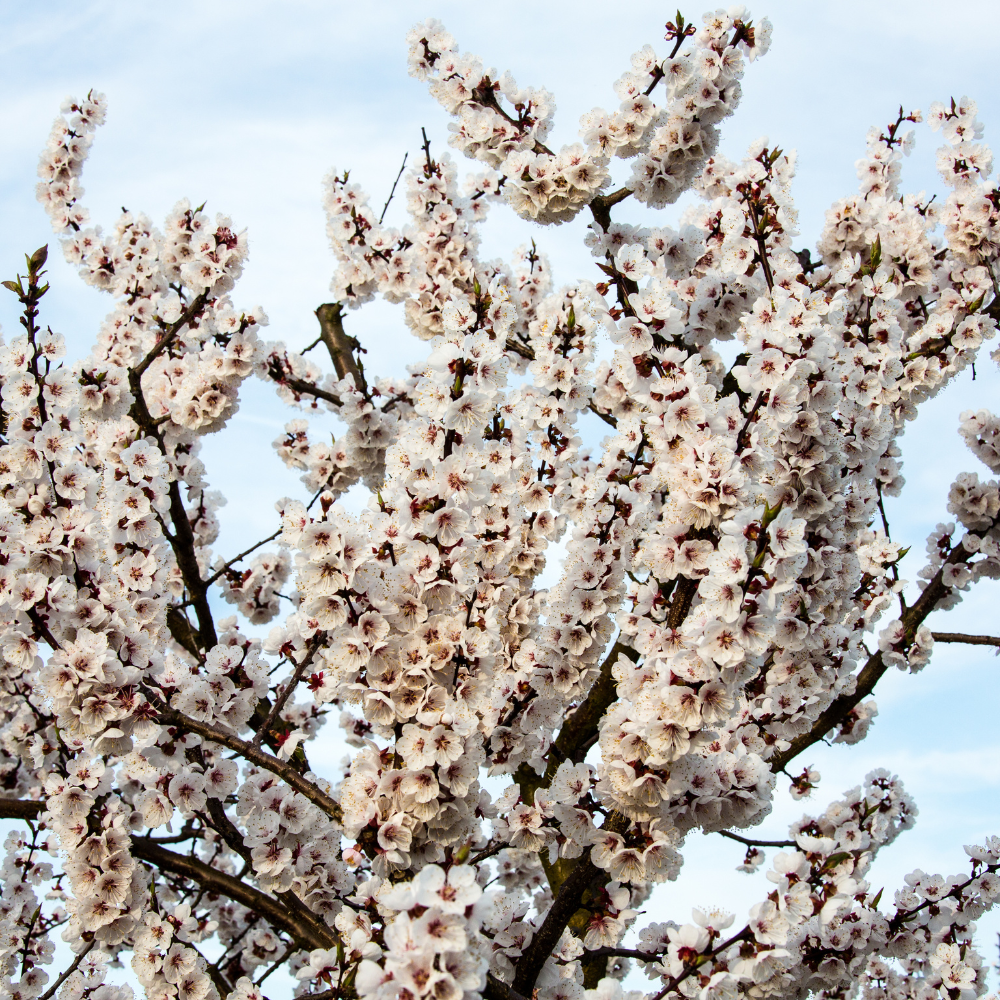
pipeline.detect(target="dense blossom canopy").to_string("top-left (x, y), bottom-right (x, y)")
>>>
top-left (1, 8), bottom-right (999, 1000)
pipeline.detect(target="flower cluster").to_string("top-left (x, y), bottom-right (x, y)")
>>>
top-left (408, 10), bottom-right (770, 223)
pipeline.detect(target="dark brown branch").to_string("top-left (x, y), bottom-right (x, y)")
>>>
top-left (747, 201), bottom-right (774, 292)
top-left (251, 649), bottom-right (316, 749)
top-left (26, 609), bottom-right (62, 651)
top-left (483, 975), bottom-right (530, 1000)
top-left (516, 642), bottom-right (634, 805)
top-left (315, 303), bottom-right (366, 394)
top-left (932, 632), bottom-right (1000, 647)
top-left (587, 401), bottom-right (618, 428)
top-left (155, 706), bottom-right (343, 824)
top-left (128, 356), bottom-right (217, 652)
top-left (717, 829), bottom-right (796, 848)
top-left (0, 798), bottom-right (43, 820)
top-left (556, 642), bottom-right (632, 765)
top-left (511, 813), bottom-right (629, 995)
top-left (0, 798), bottom-right (336, 953)
top-left (205, 799), bottom-right (252, 862)
top-left (131, 839), bottom-right (336, 951)
top-left (471, 84), bottom-right (553, 158)
top-left (589, 187), bottom-right (633, 231)
top-left (38, 940), bottom-right (95, 1000)
top-left (468, 840), bottom-right (505, 866)
top-left (204, 529), bottom-right (282, 588)
top-left (281, 376), bottom-right (344, 408)
top-left (667, 576), bottom-right (700, 629)
top-left (735, 391), bottom-right (765, 453)
top-left (133, 291), bottom-right (210, 379)
top-left (504, 337), bottom-right (535, 361)
top-left (887, 862), bottom-right (999, 934)
top-left (165, 479), bottom-right (217, 650)
top-left (649, 927), bottom-right (752, 1000)
top-left (165, 606), bottom-right (205, 662)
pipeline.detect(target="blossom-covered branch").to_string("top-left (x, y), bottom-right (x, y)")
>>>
top-left (2, 15), bottom-right (1000, 1000)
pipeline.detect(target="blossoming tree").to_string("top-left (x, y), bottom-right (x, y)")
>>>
top-left (2, 7), bottom-right (1000, 1000)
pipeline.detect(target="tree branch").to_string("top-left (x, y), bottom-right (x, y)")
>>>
top-left (587, 401), bottom-right (618, 428)
top-left (164, 479), bottom-right (217, 650)
top-left (38, 940), bottom-right (95, 1000)
top-left (379, 152), bottom-right (409, 224)
top-left (132, 838), bottom-right (337, 951)
top-left (280, 375), bottom-right (344, 408)
top-left (511, 813), bottom-right (628, 995)
top-left (504, 337), bottom-right (535, 361)
top-left (589, 187), bottom-right (633, 231)
top-left (931, 631), bottom-right (1000, 647)
top-left (132, 291), bottom-right (211, 379)
top-left (315, 303), bottom-right (366, 394)
top-left (0, 797), bottom-right (337, 955)
top-left (483, 975), bottom-right (530, 1000)
top-left (204, 529), bottom-right (282, 588)
top-left (155, 707), bottom-right (343, 824)
top-left (251, 649), bottom-right (317, 749)
top-left (770, 528), bottom-right (985, 772)
top-left (0, 798), bottom-right (43, 821)
top-left (128, 356), bottom-right (217, 652)
top-left (516, 641), bottom-right (633, 805)
top-left (717, 829), bottom-right (796, 849)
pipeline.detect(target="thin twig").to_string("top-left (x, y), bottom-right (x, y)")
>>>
top-left (587, 401), bottom-right (618, 428)
top-left (717, 829), bottom-right (796, 849)
top-left (26, 609), bottom-right (62, 650)
top-left (380, 152), bottom-right (409, 224)
top-left (250, 650), bottom-right (316, 749)
top-left (255, 945), bottom-right (294, 985)
top-left (469, 841), bottom-right (506, 866)
top-left (421, 127), bottom-right (435, 176)
top-left (204, 529), bottom-right (282, 587)
top-left (38, 940), bottom-right (96, 1000)
top-left (649, 927), bottom-right (752, 1000)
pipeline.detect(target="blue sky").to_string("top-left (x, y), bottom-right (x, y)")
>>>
top-left (3, 0), bottom-right (1000, 988)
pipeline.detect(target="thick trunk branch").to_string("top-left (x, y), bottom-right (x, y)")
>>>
top-left (516, 641), bottom-right (633, 806)
top-left (0, 798), bottom-right (42, 820)
top-left (511, 813), bottom-right (629, 995)
top-left (316, 303), bottom-right (366, 394)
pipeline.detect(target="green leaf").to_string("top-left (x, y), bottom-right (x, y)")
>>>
top-left (823, 851), bottom-right (854, 868)
top-left (761, 498), bottom-right (784, 528)
top-left (28, 245), bottom-right (48, 271)
top-left (1, 280), bottom-right (20, 294)
top-left (870, 234), bottom-right (882, 271)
